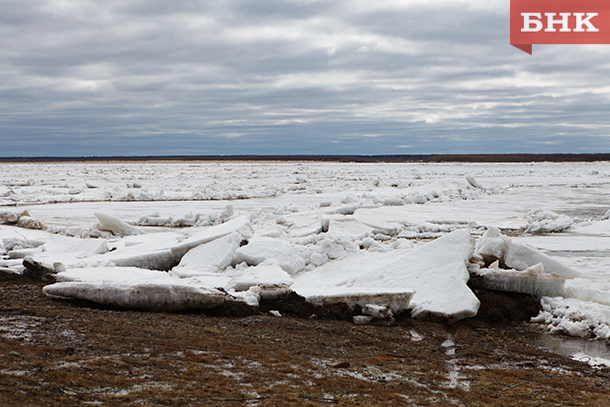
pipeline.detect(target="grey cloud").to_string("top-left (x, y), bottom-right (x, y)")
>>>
top-left (1, 0), bottom-right (610, 156)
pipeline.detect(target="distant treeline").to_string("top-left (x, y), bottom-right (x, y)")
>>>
top-left (2, 153), bottom-right (610, 163)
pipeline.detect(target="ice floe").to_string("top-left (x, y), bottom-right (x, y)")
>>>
top-left (171, 232), bottom-right (243, 278)
top-left (475, 226), bottom-right (582, 279)
top-left (44, 280), bottom-right (227, 312)
top-left (95, 212), bottom-right (144, 236)
top-left (293, 230), bottom-right (479, 323)
top-left (471, 262), bottom-right (566, 297)
top-left (525, 209), bottom-right (573, 234)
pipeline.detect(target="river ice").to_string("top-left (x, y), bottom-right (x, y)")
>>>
top-left (2, 160), bottom-right (610, 335)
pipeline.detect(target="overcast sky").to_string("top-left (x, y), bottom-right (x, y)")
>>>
top-left (2, 0), bottom-right (610, 157)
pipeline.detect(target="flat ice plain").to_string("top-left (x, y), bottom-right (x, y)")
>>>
top-left (2, 161), bottom-right (610, 348)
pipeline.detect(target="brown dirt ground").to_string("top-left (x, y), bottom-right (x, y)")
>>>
top-left (1, 274), bottom-right (610, 407)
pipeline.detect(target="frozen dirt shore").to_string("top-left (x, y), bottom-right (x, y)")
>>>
top-left (1, 274), bottom-right (610, 407)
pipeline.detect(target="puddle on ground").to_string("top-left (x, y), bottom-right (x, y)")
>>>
top-left (524, 331), bottom-right (610, 367)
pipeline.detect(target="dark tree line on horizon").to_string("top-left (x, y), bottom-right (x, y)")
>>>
top-left (2, 153), bottom-right (610, 163)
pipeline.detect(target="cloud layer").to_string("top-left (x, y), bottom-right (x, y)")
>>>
top-left (2, 0), bottom-right (610, 156)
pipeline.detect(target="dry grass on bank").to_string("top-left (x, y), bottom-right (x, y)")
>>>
top-left (1, 275), bottom-right (610, 406)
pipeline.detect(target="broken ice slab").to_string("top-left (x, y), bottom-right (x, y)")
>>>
top-left (465, 175), bottom-right (485, 190)
top-left (351, 230), bottom-right (480, 323)
top-left (43, 279), bottom-right (227, 312)
top-left (303, 288), bottom-right (413, 314)
top-left (352, 208), bottom-right (403, 235)
top-left (475, 226), bottom-right (583, 279)
top-left (171, 232), bottom-right (242, 277)
top-left (284, 213), bottom-right (330, 237)
top-left (226, 261), bottom-right (294, 292)
top-left (233, 235), bottom-right (311, 274)
top-left (8, 247), bottom-right (44, 259)
top-left (53, 233), bottom-right (183, 271)
top-left (98, 248), bottom-right (180, 271)
top-left (325, 218), bottom-right (375, 239)
top-left (95, 212), bottom-right (145, 236)
top-left (292, 230), bottom-right (479, 324)
top-left (67, 218), bottom-right (251, 272)
top-left (505, 242), bottom-right (583, 279)
top-left (472, 263), bottom-right (566, 297)
top-left (54, 266), bottom-right (173, 284)
top-left (170, 216), bottom-right (251, 258)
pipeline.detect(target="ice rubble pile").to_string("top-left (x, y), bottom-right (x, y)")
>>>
top-left (0, 210), bottom-right (46, 230)
top-left (5, 161), bottom-right (610, 338)
top-left (525, 209), bottom-right (574, 234)
top-left (0, 210), bottom-right (585, 326)
top-left (0, 209), bottom-right (479, 322)
top-left (1, 161), bottom-right (495, 211)
top-left (37, 211), bottom-right (423, 320)
top-left (465, 226), bottom-right (610, 339)
top-left (532, 297), bottom-right (610, 339)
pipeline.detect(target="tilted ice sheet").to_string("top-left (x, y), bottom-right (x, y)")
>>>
top-left (55, 266), bottom-right (174, 284)
top-left (512, 230), bottom-right (610, 326)
top-left (171, 232), bottom-right (243, 277)
top-left (475, 226), bottom-right (582, 279)
top-left (293, 230), bottom-right (479, 323)
top-left (473, 263), bottom-right (566, 298)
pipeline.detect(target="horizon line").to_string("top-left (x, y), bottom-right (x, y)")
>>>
top-left (2, 153), bottom-right (610, 164)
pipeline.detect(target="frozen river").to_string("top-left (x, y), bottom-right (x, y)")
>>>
top-left (2, 160), bottom-right (610, 363)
